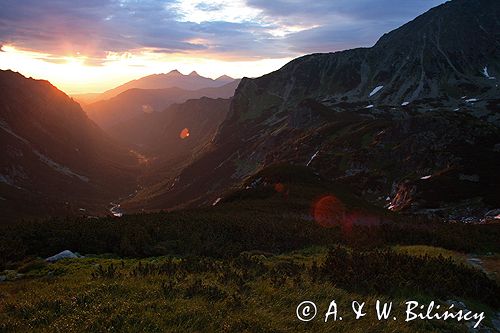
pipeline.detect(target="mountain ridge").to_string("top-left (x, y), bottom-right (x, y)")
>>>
top-left (84, 79), bottom-right (239, 129)
top-left (0, 70), bottom-right (139, 220)
top-left (96, 70), bottom-right (236, 102)
top-left (121, 0), bottom-right (500, 220)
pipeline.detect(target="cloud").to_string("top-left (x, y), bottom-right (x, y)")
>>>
top-left (195, 2), bottom-right (225, 12)
top-left (0, 0), bottom-right (446, 63)
top-left (0, 0), bottom-right (200, 57)
top-left (246, 0), bottom-right (445, 22)
top-left (245, 0), bottom-right (446, 52)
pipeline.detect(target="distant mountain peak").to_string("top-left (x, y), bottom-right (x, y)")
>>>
top-left (167, 69), bottom-right (182, 76)
top-left (216, 75), bottom-right (234, 82)
top-left (95, 70), bottom-right (235, 102)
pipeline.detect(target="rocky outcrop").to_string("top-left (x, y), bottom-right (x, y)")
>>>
top-left (45, 250), bottom-right (83, 262)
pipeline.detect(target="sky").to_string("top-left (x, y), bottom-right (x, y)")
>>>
top-left (0, 0), bottom-right (445, 94)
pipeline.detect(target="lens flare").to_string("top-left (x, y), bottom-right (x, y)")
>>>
top-left (180, 128), bottom-right (190, 139)
top-left (274, 182), bottom-right (285, 193)
top-left (312, 195), bottom-right (345, 228)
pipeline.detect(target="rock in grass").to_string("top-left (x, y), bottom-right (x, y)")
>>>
top-left (45, 250), bottom-right (83, 262)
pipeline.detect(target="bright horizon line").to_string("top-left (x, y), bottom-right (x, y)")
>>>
top-left (63, 69), bottom-right (244, 96)
top-left (0, 1), bottom-right (447, 95)
top-left (66, 68), bottom-right (249, 95)
top-left (0, 44), bottom-right (295, 95)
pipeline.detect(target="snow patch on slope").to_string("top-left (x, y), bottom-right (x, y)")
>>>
top-left (482, 66), bottom-right (496, 79)
top-left (33, 150), bottom-right (89, 182)
top-left (1, 118), bottom-right (89, 183)
top-left (306, 150), bottom-right (319, 167)
top-left (110, 203), bottom-right (124, 217)
top-left (369, 85), bottom-right (384, 97)
top-left (0, 120), bottom-right (29, 144)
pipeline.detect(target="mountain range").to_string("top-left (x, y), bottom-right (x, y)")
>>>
top-left (73, 70), bottom-right (235, 105)
top-left (1, 0), bottom-right (499, 223)
top-left (99, 70), bottom-right (234, 100)
top-left (83, 79), bottom-right (238, 129)
top-left (119, 0), bottom-right (500, 220)
top-left (114, 97), bottom-right (231, 210)
top-left (0, 68), bottom-right (239, 220)
top-left (2, 1), bottom-right (500, 331)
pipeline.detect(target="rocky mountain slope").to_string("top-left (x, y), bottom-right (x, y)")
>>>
top-left (122, 0), bottom-right (500, 220)
top-left (115, 97), bottom-right (231, 210)
top-left (0, 70), bottom-right (139, 220)
top-left (84, 80), bottom-right (239, 129)
top-left (108, 97), bottom-right (230, 156)
top-left (225, 0), bottom-right (499, 111)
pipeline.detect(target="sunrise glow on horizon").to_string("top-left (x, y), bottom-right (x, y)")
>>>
top-left (0, 0), bottom-right (445, 94)
top-left (0, 44), bottom-right (293, 94)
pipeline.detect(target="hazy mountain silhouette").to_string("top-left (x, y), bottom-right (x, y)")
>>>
top-left (108, 97), bottom-right (230, 156)
top-left (99, 70), bottom-right (235, 101)
top-left (84, 80), bottom-right (239, 129)
top-left (71, 92), bottom-right (101, 106)
top-left (114, 97), bottom-right (231, 210)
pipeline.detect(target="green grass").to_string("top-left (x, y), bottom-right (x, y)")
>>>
top-left (1, 163), bottom-right (499, 332)
top-left (393, 245), bottom-right (467, 264)
top-left (1, 249), bottom-right (487, 333)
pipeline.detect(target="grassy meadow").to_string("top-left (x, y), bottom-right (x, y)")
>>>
top-left (1, 164), bottom-right (499, 332)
